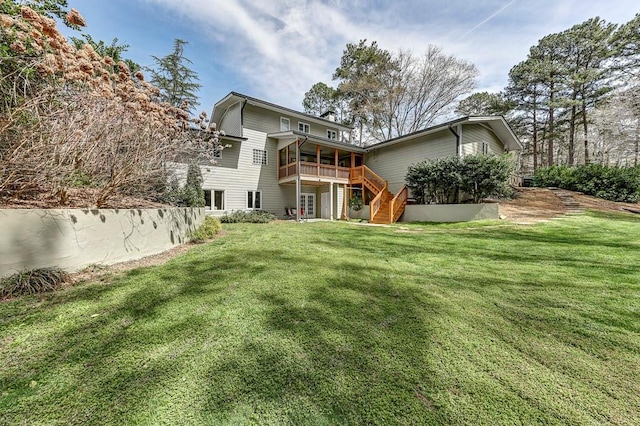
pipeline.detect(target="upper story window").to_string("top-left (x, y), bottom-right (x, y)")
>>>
top-left (280, 117), bottom-right (290, 131)
top-left (253, 149), bottom-right (268, 165)
top-left (482, 142), bottom-right (489, 155)
top-left (327, 129), bottom-right (337, 140)
top-left (298, 122), bottom-right (310, 134)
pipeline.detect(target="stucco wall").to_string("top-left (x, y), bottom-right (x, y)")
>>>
top-left (0, 207), bottom-right (204, 277)
top-left (401, 204), bottom-right (499, 222)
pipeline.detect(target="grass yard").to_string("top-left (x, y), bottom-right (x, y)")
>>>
top-left (1, 212), bottom-right (639, 425)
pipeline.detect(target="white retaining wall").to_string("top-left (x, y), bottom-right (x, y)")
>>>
top-left (401, 203), bottom-right (499, 222)
top-left (0, 208), bottom-right (204, 278)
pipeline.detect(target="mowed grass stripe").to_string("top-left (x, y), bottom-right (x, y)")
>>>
top-left (1, 211), bottom-right (639, 425)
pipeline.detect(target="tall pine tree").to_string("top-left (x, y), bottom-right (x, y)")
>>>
top-left (148, 39), bottom-right (201, 113)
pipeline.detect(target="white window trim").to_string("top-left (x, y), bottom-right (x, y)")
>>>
top-left (327, 129), bottom-right (337, 140)
top-left (247, 190), bottom-right (262, 210)
top-left (211, 189), bottom-right (225, 211)
top-left (298, 122), bottom-right (310, 134)
top-left (280, 117), bottom-right (290, 131)
top-left (252, 149), bottom-right (268, 165)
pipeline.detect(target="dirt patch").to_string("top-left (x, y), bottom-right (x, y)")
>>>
top-left (498, 187), bottom-right (640, 223)
top-left (498, 188), bottom-right (567, 223)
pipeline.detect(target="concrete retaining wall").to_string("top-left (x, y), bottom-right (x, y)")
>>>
top-left (401, 203), bottom-right (499, 222)
top-left (0, 207), bottom-right (204, 277)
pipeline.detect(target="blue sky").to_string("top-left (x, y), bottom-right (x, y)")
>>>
top-left (59, 0), bottom-right (639, 115)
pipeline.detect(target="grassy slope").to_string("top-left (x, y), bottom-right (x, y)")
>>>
top-left (1, 212), bottom-right (639, 425)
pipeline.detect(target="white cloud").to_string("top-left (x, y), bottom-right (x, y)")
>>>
top-left (148, 0), bottom-right (640, 109)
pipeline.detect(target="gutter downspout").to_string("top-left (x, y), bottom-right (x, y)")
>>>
top-left (240, 99), bottom-right (247, 137)
top-left (448, 124), bottom-right (460, 157)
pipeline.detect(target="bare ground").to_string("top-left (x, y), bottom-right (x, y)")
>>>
top-left (498, 187), bottom-right (640, 223)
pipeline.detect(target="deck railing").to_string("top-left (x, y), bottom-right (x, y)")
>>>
top-left (279, 162), bottom-right (351, 180)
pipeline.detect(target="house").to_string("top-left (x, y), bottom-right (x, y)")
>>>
top-left (193, 92), bottom-right (522, 224)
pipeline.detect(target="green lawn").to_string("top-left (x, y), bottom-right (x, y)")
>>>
top-left (1, 212), bottom-right (639, 425)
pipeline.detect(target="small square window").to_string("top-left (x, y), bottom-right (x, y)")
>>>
top-left (327, 130), bottom-right (337, 140)
top-left (253, 149), bottom-right (267, 165)
top-left (298, 122), bottom-right (310, 134)
top-left (280, 117), bottom-right (290, 131)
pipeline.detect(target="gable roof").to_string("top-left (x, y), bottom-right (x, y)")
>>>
top-left (212, 92), bottom-right (353, 133)
top-left (365, 116), bottom-right (523, 152)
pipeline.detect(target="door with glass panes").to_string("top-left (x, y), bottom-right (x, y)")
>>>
top-left (299, 193), bottom-right (315, 218)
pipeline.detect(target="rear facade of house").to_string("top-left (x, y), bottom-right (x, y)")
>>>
top-left (179, 92), bottom-right (521, 224)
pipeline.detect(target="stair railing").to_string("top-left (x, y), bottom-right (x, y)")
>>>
top-left (389, 185), bottom-right (408, 223)
top-left (369, 182), bottom-right (388, 222)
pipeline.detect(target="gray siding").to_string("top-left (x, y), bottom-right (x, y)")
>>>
top-left (243, 104), bottom-right (341, 139)
top-left (219, 101), bottom-right (242, 137)
top-left (365, 130), bottom-right (456, 193)
top-left (196, 127), bottom-right (289, 216)
top-left (461, 124), bottom-right (505, 156)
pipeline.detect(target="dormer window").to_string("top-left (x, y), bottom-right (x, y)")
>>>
top-left (298, 122), bottom-right (310, 134)
top-left (327, 129), bottom-right (337, 140)
top-left (280, 117), bottom-right (290, 131)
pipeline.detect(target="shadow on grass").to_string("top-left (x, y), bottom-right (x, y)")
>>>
top-left (2, 218), bottom-right (640, 424)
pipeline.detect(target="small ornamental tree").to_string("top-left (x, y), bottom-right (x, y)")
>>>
top-left (406, 154), bottom-right (514, 204)
top-left (0, 6), bottom-right (222, 207)
top-left (181, 162), bottom-right (205, 207)
top-left (459, 154), bottom-right (515, 203)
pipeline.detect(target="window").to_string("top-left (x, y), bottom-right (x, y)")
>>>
top-left (327, 129), bottom-right (337, 140)
top-left (205, 190), bottom-right (225, 210)
top-left (247, 191), bottom-right (262, 209)
top-left (298, 122), bottom-right (310, 134)
top-left (253, 149), bottom-right (267, 165)
top-left (482, 142), bottom-right (489, 155)
top-left (280, 117), bottom-right (290, 131)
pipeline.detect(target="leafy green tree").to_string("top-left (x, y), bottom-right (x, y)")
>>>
top-left (148, 39), bottom-right (201, 113)
top-left (182, 162), bottom-right (205, 207)
top-left (558, 18), bottom-right (616, 165)
top-left (328, 40), bottom-right (478, 144)
top-left (333, 39), bottom-right (395, 144)
top-left (458, 154), bottom-right (515, 203)
top-left (507, 57), bottom-right (546, 171)
top-left (611, 13), bottom-right (640, 77)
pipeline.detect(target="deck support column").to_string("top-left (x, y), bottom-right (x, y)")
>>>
top-left (329, 182), bottom-right (334, 221)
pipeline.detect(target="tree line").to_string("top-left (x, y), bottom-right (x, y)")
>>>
top-left (304, 15), bottom-right (640, 173)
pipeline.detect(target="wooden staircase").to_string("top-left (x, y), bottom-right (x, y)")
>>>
top-left (350, 166), bottom-right (408, 224)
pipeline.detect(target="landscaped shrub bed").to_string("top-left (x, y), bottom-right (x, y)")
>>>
top-left (533, 164), bottom-right (640, 202)
top-left (188, 216), bottom-right (222, 243)
top-left (219, 210), bottom-right (276, 223)
top-left (405, 154), bottom-right (515, 204)
top-left (1, 267), bottom-right (69, 298)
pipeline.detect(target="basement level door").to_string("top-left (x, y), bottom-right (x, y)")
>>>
top-left (300, 193), bottom-right (315, 218)
top-left (321, 192), bottom-right (330, 219)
